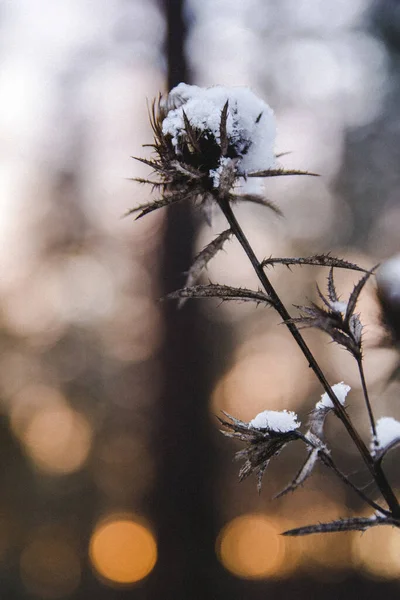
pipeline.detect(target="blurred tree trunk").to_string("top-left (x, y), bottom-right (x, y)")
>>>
top-left (147, 1), bottom-right (219, 598)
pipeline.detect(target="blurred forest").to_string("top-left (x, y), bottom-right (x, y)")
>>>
top-left (1, 0), bottom-right (400, 598)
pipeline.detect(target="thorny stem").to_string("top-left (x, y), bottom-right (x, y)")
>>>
top-left (357, 359), bottom-right (377, 442)
top-left (297, 433), bottom-right (388, 515)
top-left (320, 452), bottom-right (389, 515)
top-left (217, 195), bottom-right (400, 517)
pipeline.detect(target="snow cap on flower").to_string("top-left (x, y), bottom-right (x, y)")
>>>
top-left (162, 83), bottom-right (276, 175)
top-left (316, 382), bottom-right (351, 410)
top-left (248, 409), bottom-right (300, 432)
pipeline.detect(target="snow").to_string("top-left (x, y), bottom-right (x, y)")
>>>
top-left (162, 83), bottom-right (276, 175)
top-left (316, 381), bottom-right (351, 410)
top-left (374, 417), bottom-right (400, 451)
top-left (248, 409), bottom-right (300, 432)
top-left (329, 300), bottom-right (347, 313)
top-left (209, 156), bottom-right (232, 188)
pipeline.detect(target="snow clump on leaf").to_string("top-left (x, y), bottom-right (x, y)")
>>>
top-left (248, 409), bottom-right (300, 432)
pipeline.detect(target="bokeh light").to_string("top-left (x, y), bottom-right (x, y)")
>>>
top-left (89, 516), bottom-right (157, 585)
top-left (10, 387), bottom-right (93, 475)
top-left (211, 332), bottom-right (312, 421)
top-left (216, 514), bottom-right (286, 579)
top-left (352, 524), bottom-right (400, 580)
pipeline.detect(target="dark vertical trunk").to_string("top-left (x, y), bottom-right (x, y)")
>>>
top-left (148, 1), bottom-right (219, 598)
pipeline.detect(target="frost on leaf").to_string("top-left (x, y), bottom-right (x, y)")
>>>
top-left (372, 417), bottom-right (400, 460)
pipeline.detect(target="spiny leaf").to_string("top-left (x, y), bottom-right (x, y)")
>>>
top-left (274, 447), bottom-right (319, 499)
top-left (345, 268), bottom-right (377, 323)
top-left (316, 283), bottom-right (333, 311)
top-left (220, 100), bottom-right (229, 157)
top-left (261, 254), bottom-right (368, 272)
top-left (182, 109), bottom-right (201, 153)
top-left (125, 189), bottom-right (192, 219)
top-left (309, 407), bottom-right (331, 439)
top-left (179, 229), bottom-right (232, 307)
top-left (349, 314), bottom-right (363, 345)
top-left (246, 168), bottom-right (319, 178)
top-left (166, 284), bottom-right (275, 306)
top-left (330, 329), bottom-right (360, 357)
top-left (170, 159), bottom-right (203, 179)
top-left (229, 194), bottom-right (283, 216)
top-left (282, 516), bottom-right (393, 536)
top-left (327, 268), bottom-right (339, 303)
top-left (124, 196), bottom-right (177, 219)
top-left (128, 177), bottom-right (164, 187)
top-left (294, 303), bottom-right (330, 320)
top-left (132, 156), bottom-right (166, 172)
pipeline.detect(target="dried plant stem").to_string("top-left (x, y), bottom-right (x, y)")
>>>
top-left (217, 196), bottom-right (400, 516)
top-left (318, 451), bottom-right (389, 515)
top-left (357, 359), bottom-right (377, 441)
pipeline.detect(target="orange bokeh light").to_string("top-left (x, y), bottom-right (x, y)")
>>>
top-left (216, 514), bottom-right (286, 579)
top-left (89, 516), bottom-right (157, 585)
top-left (352, 524), bottom-right (400, 580)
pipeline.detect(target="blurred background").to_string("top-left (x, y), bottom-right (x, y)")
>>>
top-left (1, 0), bottom-right (400, 598)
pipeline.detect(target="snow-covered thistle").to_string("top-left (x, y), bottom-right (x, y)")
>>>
top-left (131, 83), bottom-right (400, 536)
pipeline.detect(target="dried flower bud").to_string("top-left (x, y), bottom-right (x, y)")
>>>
top-left (219, 411), bottom-right (302, 492)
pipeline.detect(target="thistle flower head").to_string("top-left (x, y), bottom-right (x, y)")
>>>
top-left (161, 83), bottom-right (276, 183)
top-left (129, 83), bottom-right (315, 222)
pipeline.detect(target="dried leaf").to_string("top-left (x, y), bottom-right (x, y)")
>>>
top-left (345, 268), bottom-right (377, 323)
top-left (125, 194), bottom-right (186, 219)
top-left (261, 254), bottom-right (368, 272)
top-left (282, 515), bottom-right (393, 537)
top-left (170, 159), bottom-right (203, 179)
top-left (220, 100), bottom-right (229, 157)
top-left (179, 229), bottom-right (232, 307)
top-left (246, 168), bottom-right (319, 178)
top-left (316, 284), bottom-right (333, 311)
top-left (219, 412), bottom-right (302, 492)
top-left (230, 194), bottom-right (283, 216)
top-left (167, 284), bottom-right (275, 306)
top-left (132, 155), bottom-right (166, 172)
top-left (275, 447), bottom-right (319, 499)
top-left (327, 268), bottom-right (339, 303)
top-left (349, 313), bottom-right (363, 345)
top-left (182, 109), bottom-right (201, 153)
top-left (128, 177), bottom-right (165, 187)
top-left (329, 329), bottom-right (359, 356)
